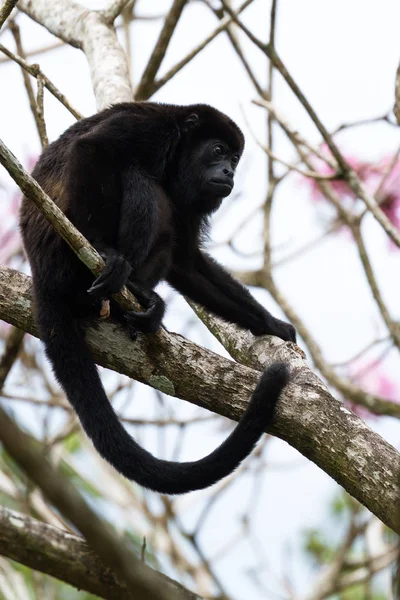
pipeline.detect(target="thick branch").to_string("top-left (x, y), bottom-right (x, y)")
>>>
top-left (18, 0), bottom-right (132, 108)
top-left (0, 265), bottom-right (399, 534)
top-left (0, 406), bottom-right (197, 600)
top-left (0, 506), bottom-right (200, 600)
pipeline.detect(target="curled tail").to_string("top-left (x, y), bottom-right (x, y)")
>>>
top-left (36, 292), bottom-right (289, 494)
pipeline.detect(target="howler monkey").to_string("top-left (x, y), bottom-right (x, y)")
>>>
top-left (20, 102), bottom-right (296, 494)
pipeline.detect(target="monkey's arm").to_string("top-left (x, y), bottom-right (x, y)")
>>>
top-left (168, 251), bottom-right (296, 342)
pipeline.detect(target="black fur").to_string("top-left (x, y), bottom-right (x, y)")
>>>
top-left (20, 102), bottom-right (295, 494)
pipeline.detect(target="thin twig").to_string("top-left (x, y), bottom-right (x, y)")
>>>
top-left (0, 43), bottom-right (83, 119)
top-left (0, 326), bottom-right (24, 392)
top-left (103, 0), bottom-right (132, 23)
top-left (221, 0), bottom-right (400, 248)
top-left (151, 0), bottom-right (254, 96)
top-left (260, 141), bottom-right (339, 180)
top-left (332, 112), bottom-right (395, 134)
top-left (135, 0), bottom-right (188, 100)
top-left (9, 21), bottom-right (46, 148)
top-left (253, 98), bottom-right (338, 169)
top-left (35, 74), bottom-right (48, 147)
top-left (206, 0), bottom-right (264, 97)
top-left (352, 225), bottom-right (400, 348)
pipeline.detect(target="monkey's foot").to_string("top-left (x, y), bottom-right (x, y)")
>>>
top-left (99, 299), bottom-right (111, 320)
top-left (125, 308), bottom-right (161, 335)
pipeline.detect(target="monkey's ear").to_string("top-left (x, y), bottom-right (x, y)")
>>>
top-left (183, 113), bottom-right (200, 132)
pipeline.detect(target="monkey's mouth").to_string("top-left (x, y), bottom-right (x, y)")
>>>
top-left (209, 179), bottom-right (234, 197)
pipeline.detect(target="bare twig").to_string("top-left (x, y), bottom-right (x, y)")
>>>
top-left (220, 0), bottom-right (400, 248)
top-left (305, 514), bottom-right (365, 600)
top-left (135, 0), bottom-right (188, 100)
top-left (0, 326), bottom-right (24, 392)
top-left (9, 21), bottom-right (46, 148)
top-left (261, 146), bottom-right (338, 179)
top-left (103, 0), bottom-right (131, 23)
top-left (0, 43), bottom-right (83, 119)
top-left (331, 546), bottom-right (398, 596)
top-left (0, 39), bottom-right (64, 63)
top-left (206, 0), bottom-right (264, 97)
top-left (253, 98), bottom-right (400, 351)
top-left (151, 0), bottom-right (254, 95)
top-left (35, 74), bottom-right (49, 147)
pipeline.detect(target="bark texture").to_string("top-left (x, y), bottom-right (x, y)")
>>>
top-left (0, 265), bottom-right (399, 534)
top-left (18, 0), bottom-right (133, 108)
top-left (0, 506), bottom-right (201, 600)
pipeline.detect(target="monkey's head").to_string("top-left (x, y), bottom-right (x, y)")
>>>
top-left (170, 105), bottom-right (245, 213)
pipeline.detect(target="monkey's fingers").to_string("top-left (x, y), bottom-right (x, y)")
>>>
top-left (88, 252), bottom-right (131, 298)
top-left (265, 317), bottom-right (297, 343)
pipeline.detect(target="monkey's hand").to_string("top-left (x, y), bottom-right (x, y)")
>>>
top-left (251, 315), bottom-right (297, 343)
top-left (87, 250), bottom-right (132, 299)
top-left (124, 284), bottom-right (166, 340)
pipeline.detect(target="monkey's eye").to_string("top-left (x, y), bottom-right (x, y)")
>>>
top-left (213, 145), bottom-right (224, 157)
top-left (231, 155), bottom-right (239, 166)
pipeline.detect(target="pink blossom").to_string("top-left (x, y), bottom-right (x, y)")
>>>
top-left (344, 357), bottom-right (400, 418)
top-left (306, 148), bottom-right (368, 203)
top-left (373, 156), bottom-right (400, 235)
top-left (303, 148), bottom-right (400, 249)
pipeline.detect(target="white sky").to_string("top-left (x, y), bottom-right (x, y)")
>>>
top-left (1, 1), bottom-right (400, 597)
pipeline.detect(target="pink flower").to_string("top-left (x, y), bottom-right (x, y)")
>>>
top-left (344, 357), bottom-right (400, 418)
top-left (306, 149), bottom-right (367, 203)
top-left (373, 156), bottom-right (400, 238)
top-left (303, 148), bottom-right (400, 249)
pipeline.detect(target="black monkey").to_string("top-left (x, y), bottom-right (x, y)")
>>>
top-left (20, 102), bottom-right (296, 494)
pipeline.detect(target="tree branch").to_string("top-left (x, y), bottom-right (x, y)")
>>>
top-left (0, 506), bottom-right (201, 600)
top-left (18, 0), bottom-right (133, 108)
top-left (0, 43), bottom-right (83, 120)
top-left (0, 265), bottom-right (399, 534)
top-left (135, 0), bottom-right (188, 100)
top-left (0, 326), bottom-right (24, 391)
top-left (0, 0), bottom-right (17, 30)
top-left (0, 410), bottom-right (199, 600)
top-left (220, 0), bottom-right (400, 249)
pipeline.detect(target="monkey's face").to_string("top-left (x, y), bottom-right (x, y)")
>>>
top-left (197, 139), bottom-right (240, 199)
top-left (169, 134), bottom-right (242, 213)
